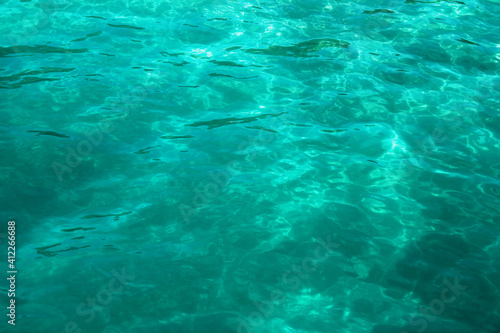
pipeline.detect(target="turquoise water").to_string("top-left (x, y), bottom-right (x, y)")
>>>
top-left (1, 0), bottom-right (500, 332)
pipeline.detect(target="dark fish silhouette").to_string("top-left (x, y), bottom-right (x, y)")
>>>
top-left (27, 130), bottom-right (69, 138)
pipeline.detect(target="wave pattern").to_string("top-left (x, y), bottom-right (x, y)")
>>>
top-left (1, 0), bottom-right (499, 332)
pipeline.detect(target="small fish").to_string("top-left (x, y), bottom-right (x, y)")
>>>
top-left (27, 130), bottom-right (69, 138)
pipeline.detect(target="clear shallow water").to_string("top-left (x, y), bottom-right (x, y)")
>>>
top-left (1, 0), bottom-right (500, 332)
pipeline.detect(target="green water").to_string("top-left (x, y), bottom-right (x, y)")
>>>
top-left (1, 0), bottom-right (500, 332)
